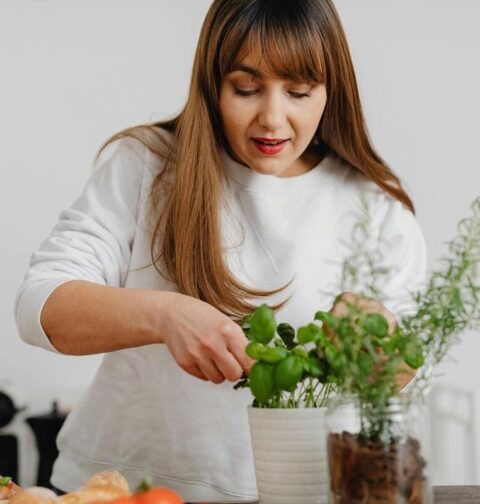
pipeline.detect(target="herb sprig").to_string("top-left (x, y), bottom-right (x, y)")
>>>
top-left (234, 306), bottom-right (333, 408)
top-left (0, 477), bottom-right (12, 487)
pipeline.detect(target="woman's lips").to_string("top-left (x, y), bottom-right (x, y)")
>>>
top-left (252, 138), bottom-right (289, 155)
top-left (253, 137), bottom-right (288, 142)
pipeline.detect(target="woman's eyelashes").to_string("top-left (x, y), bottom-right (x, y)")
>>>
top-left (233, 86), bottom-right (311, 99)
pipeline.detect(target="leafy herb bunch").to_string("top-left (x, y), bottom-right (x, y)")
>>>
top-left (234, 306), bottom-right (334, 408)
top-left (326, 195), bottom-right (480, 440)
top-left (235, 297), bottom-right (424, 421)
top-left (234, 194), bottom-right (425, 414)
top-left (234, 195), bottom-right (480, 439)
top-left (401, 196), bottom-right (480, 393)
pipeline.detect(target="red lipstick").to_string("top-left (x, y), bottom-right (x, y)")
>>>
top-left (252, 137), bottom-right (289, 155)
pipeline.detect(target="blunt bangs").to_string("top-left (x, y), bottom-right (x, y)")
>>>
top-left (217, 0), bottom-right (327, 86)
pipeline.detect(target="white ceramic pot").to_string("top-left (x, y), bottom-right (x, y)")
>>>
top-left (247, 405), bottom-right (328, 504)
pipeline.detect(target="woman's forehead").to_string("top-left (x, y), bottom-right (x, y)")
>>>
top-left (224, 35), bottom-right (325, 85)
top-left (229, 49), bottom-right (290, 80)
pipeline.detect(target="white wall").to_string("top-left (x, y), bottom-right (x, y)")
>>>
top-left (1, 0), bottom-right (479, 486)
top-left (334, 0), bottom-right (480, 484)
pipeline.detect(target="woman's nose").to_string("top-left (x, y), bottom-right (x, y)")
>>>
top-left (257, 92), bottom-right (286, 132)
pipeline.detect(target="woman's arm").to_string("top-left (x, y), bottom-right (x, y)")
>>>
top-left (40, 279), bottom-right (255, 381)
top-left (14, 136), bottom-right (149, 353)
top-left (40, 279), bottom-right (177, 355)
top-left (14, 134), bottom-right (254, 381)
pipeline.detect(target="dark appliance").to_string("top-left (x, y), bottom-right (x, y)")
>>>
top-left (26, 401), bottom-right (67, 488)
top-left (0, 389), bottom-right (24, 480)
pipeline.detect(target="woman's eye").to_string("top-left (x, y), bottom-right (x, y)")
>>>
top-left (289, 91), bottom-right (311, 99)
top-left (234, 88), bottom-right (257, 97)
top-left (234, 87), bottom-right (310, 99)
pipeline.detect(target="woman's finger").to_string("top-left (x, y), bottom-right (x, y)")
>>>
top-left (197, 358), bottom-right (226, 384)
top-left (214, 349), bottom-right (245, 382)
top-left (184, 363), bottom-right (209, 381)
top-left (223, 322), bottom-right (256, 374)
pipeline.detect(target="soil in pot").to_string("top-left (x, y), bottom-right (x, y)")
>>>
top-left (327, 431), bottom-right (427, 504)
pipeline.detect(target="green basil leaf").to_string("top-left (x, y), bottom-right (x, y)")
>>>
top-left (245, 341), bottom-right (266, 360)
top-left (274, 355), bottom-right (304, 392)
top-left (261, 346), bottom-right (289, 364)
top-left (303, 357), bottom-right (325, 378)
top-left (404, 342), bottom-right (425, 369)
top-left (382, 340), bottom-right (395, 353)
top-left (297, 323), bottom-right (322, 344)
top-left (292, 347), bottom-right (309, 358)
top-left (246, 342), bottom-right (288, 363)
top-left (396, 335), bottom-right (408, 352)
top-left (314, 310), bottom-right (335, 329)
top-left (249, 362), bottom-right (276, 403)
top-left (337, 320), bottom-right (352, 339)
top-left (276, 322), bottom-right (296, 349)
top-left (357, 351), bottom-right (374, 375)
top-left (325, 344), bottom-right (337, 364)
top-left (249, 304), bottom-right (276, 344)
top-left (362, 313), bottom-right (389, 338)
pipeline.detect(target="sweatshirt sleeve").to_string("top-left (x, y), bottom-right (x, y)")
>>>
top-left (14, 137), bottom-right (147, 353)
top-left (375, 196), bottom-right (428, 321)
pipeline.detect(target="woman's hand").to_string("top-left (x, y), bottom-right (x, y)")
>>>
top-left (327, 292), bottom-right (416, 390)
top-left (328, 291), bottom-right (397, 333)
top-left (160, 293), bottom-right (255, 383)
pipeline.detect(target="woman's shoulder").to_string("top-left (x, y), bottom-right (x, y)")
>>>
top-left (329, 154), bottom-right (384, 211)
top-left (99, 125), bottom-right (174, 163)
top-left (95, 125), bottom-right (175, 185)
top-left (333, 155), bottom-right (412, 217)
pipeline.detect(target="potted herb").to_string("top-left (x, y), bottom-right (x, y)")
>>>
top-left (235, 294), bottom-right (424, 504)
top-left (319, 298), bottom-right (429, 503)
top-left (232, 192), bottom-right (427, 504)
top-left (321, 195), bottom-right (480, 503)
top-left (235, 195), bottom-right (480, 504)
top-left (234, 306), bottom-right (333, 504)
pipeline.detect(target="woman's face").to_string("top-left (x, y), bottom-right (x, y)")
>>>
top-left (219, 51), bottom-right (327, 178)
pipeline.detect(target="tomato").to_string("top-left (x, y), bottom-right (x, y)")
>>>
top-left (136, 488), bottom-right (183, 504)
top-left (103, 498), bottom-right (136, 504)
top-left (91, 488), bottom-right (183, 504)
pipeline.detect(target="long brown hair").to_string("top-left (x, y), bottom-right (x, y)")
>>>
top-left (95, 0), bottom-right (415, 321)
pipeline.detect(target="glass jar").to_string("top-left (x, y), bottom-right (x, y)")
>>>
top-left (325, 395), bottom-right (433, 504)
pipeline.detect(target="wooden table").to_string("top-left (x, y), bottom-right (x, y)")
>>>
top-left (186, 486), bottom-right (480, 503)
top-left (434, 486), bottom-right (480, 503)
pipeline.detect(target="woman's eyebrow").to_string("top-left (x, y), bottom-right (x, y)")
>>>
top-left (230, 63), bottom-right (262, 78)
top-left (229, 63), bottom-right (291, 81)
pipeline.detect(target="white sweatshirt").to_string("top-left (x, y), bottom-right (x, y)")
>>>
top-left (14, 129), bottom-right (427, 502)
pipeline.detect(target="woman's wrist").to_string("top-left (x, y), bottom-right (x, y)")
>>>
top-left (146, 289), bottom-right (180, 345)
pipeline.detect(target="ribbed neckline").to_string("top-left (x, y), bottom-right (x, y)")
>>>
top-left (220, 147), bottom-right (340, 194)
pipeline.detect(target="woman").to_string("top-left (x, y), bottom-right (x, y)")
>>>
top-left (14, 0), bottom-right (427, 501)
